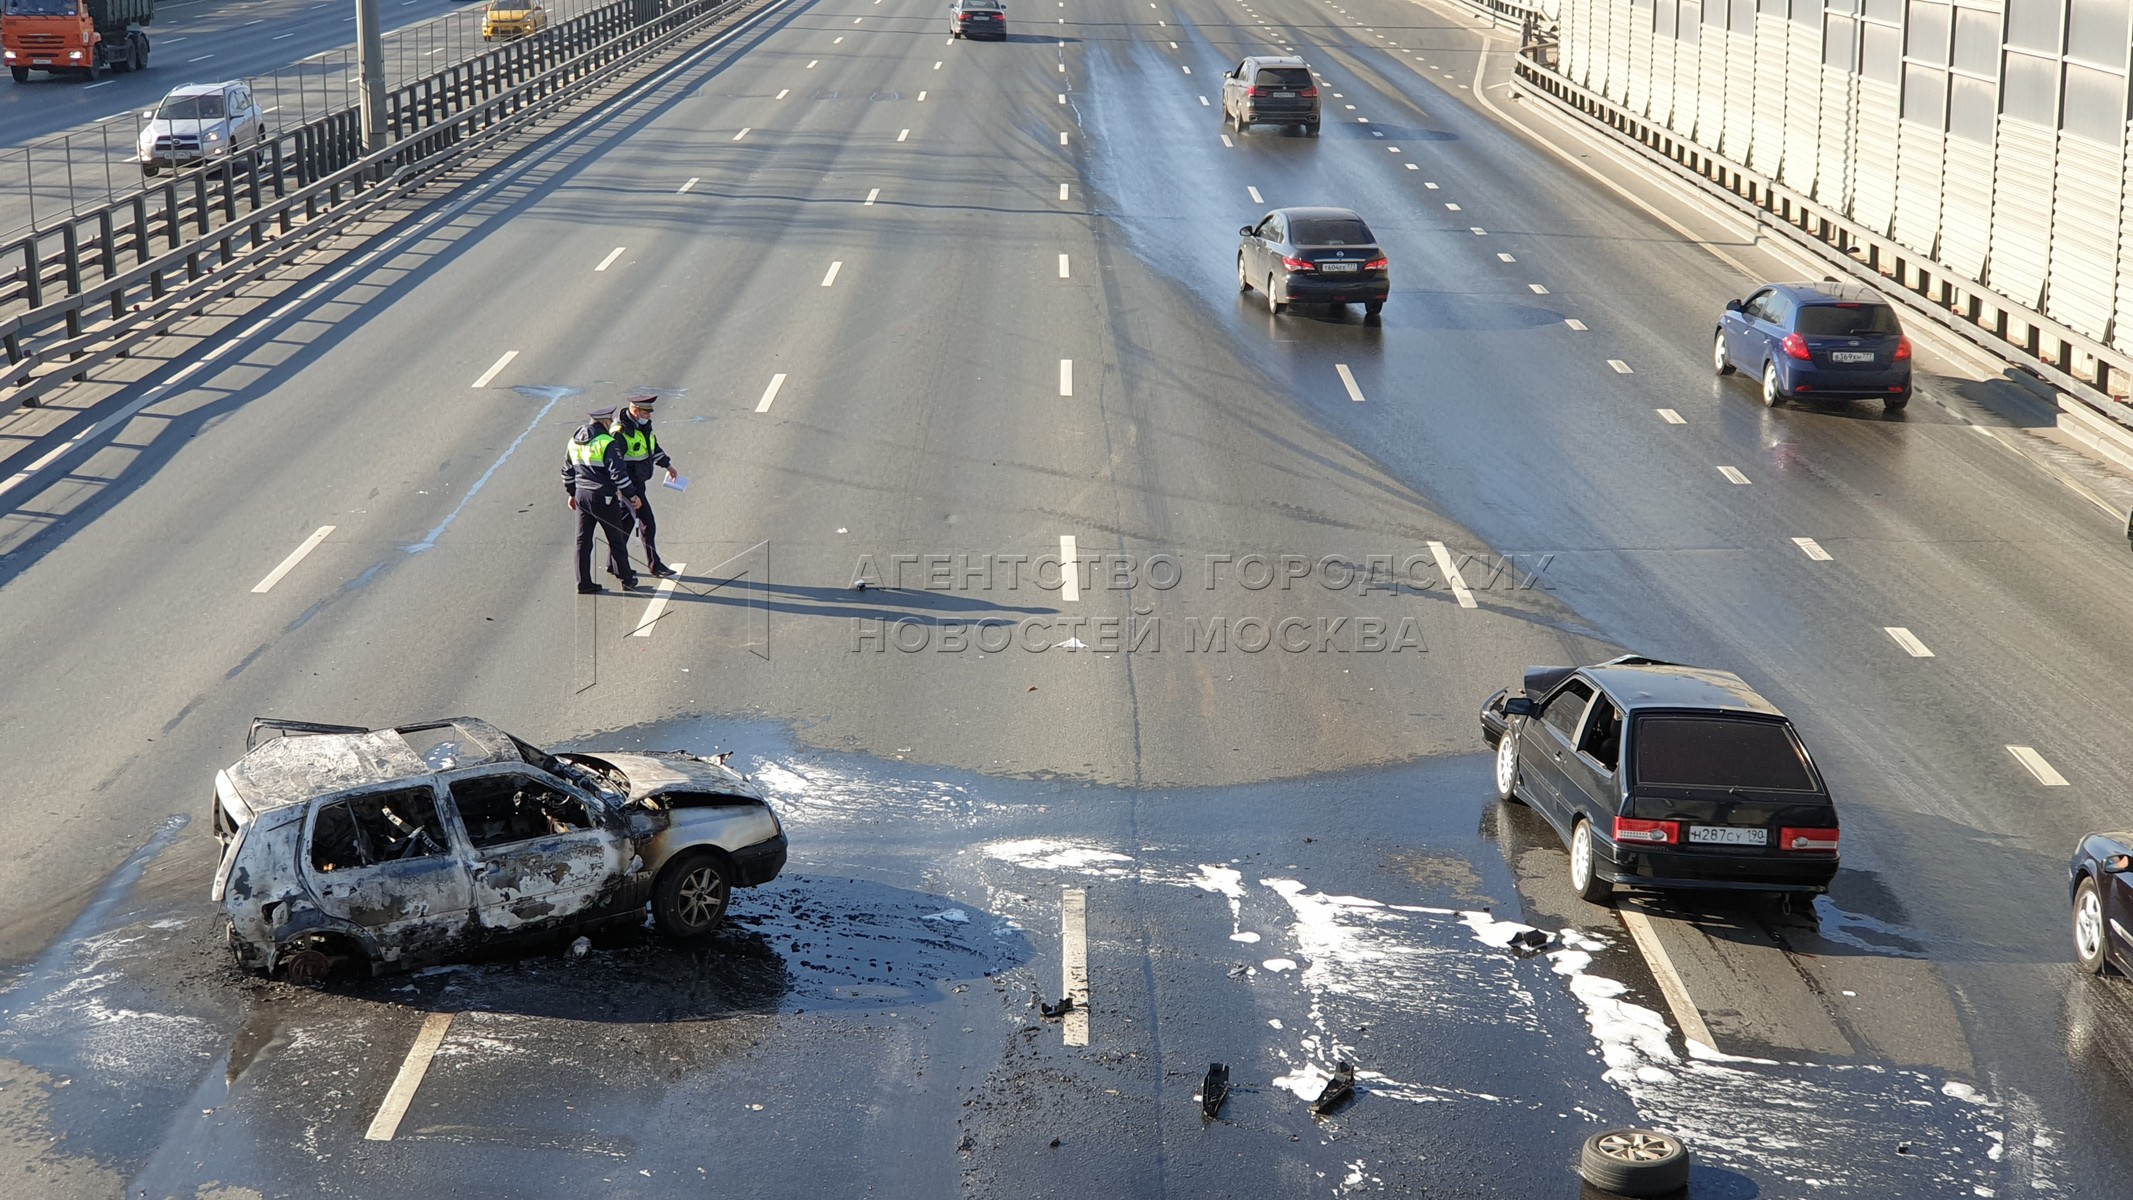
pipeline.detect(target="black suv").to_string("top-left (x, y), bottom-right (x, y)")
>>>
top-left (1221, 55), bottom-right (1319, 135)
top-left (1479, 656), bottom-right (1840, 904)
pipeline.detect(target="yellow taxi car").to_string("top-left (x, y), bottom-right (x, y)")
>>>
top-left (482, 0), bottom-right (548, 41)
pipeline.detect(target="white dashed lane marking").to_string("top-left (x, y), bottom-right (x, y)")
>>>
top-left (1565, 319), bottom-right (1587, 330)
top-left (364, 1013), bottom-right (454, 1142)
top-left (865, 187), bottom-right (880, 205)
top-left (594, 247), bottom-right (625, 272)
top-left (470, 350), bottom-right (518, 389)
top-left (1058, 535), bottom-right (1081, 602)
top-left (1716, 465), bottom-right (1750, 484)
top-left (1335, 364), bottom-right (1366, 403)
top-left (2008, 746), bottom-right (2069, 786)
top-left (1884, 626), bottom-right (1934, 657)
top-left (1793, 537), bottom-right (1831, 560)
top-left (1607, 358), bottom-right (1632, 372)
top-left (1247, 185), bottom-right (1264, 203)
top-left (1059, 254), bottom-right (1070, 278)
top-left (1062, 886), bottom-right (1090, 1046)
top-left (821, 261), bottom-right (843, 287)
top-left (756, 374), bottom-right (787, 413)
top-left (678, 177), bottom-right (698, 193)
top-left (1427, 541), bottom-right (1477, 608)
top-left (1059, 359), bottom-right (1074, 396)
top-left (631, 564), bottom-right (689, 637)
top-left (1656, 408), bottom-right (1685, 424)
top-left (251, 526), bottom-right (335, 594)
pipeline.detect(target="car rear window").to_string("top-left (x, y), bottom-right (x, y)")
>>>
top-left (1255, 68), bottom-right (1313, 88)
top-left (1289, 217), bottom-right (1373, 245)
top-left (1632, 716), bottom-right (1820, 792)
top-left (1795, 303), bottom-right (1900, 336)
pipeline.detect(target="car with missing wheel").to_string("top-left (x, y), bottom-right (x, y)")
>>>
top-left (1237, 206), bottom-right (1389, 318)
top-left (1220, 54), bottom-right (1319, 135)
top-left (1713, 279), bottom-right (1914, 411)
top-left (2070, 832), bottom-right (2133, 977)
top-left (212, 717), bottom-right (788, 981)
top-left (1479, 655), bottom-right (1840, 904)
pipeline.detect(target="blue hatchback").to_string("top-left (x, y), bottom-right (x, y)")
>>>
top-left (1714, 281), bottom-right (1913, 411)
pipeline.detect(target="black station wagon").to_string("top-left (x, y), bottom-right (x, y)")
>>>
top-left (1478, 656), bottom-right (1840, 904)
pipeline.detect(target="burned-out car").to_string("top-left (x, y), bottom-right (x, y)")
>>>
top-left (212, 718), bottom-right (788, 981)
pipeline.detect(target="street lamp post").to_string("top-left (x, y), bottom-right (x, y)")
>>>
top-left (354, 0), bottom-right (388, 154)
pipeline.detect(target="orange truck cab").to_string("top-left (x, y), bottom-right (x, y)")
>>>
top-left (1, 0), bottom-right (152, 83)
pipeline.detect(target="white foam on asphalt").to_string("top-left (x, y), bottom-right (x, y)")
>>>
top-left (982, 838), bottom-right (1133, 875)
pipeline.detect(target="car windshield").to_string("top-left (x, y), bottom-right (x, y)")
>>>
top-left (156, 95), bottom-right (228, 121)
top-left (1795, 303), bottom-right (1900, 336)
top-left (4, 0), bottom-right (77, 15)
top-left (488, 0), bottom-right (531, 10)
top-left (1254, 68), bottom-right (1313, 88)
top-left (1289, 217), bottom-right (1372, 245)
top-left (1632, 716), bottom-right (1820, 792)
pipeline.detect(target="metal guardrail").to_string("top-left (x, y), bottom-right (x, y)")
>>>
top-left (1506, 51), bottom-right (2133, 427)
top-left (0, 0), bottom-right (770, 412)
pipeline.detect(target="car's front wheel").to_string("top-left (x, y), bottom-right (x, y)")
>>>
top-left (1713, 330), bottom-right (1733, 375)
top-left (1494, 730), bottom-right (1523, 803)
top-left (653, 850), bottom-right (732, 938)
top-left (2075, 876), bottom-right (2110, 974)
top-left (1761, 361), bottom-right (1786, 408)
top-left (9, 67), bottom-right (27, 83)
top-left (1570, 818), bottom-right (1613, 905)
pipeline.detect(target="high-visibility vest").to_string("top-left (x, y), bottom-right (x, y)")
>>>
top-left (619, 424), bottom-right (656, 462)
top-left (567, 431), bottom-right (615, 469)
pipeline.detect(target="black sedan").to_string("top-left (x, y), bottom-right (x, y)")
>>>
top-left (948, 0), bottom-right (1005, 39)
top-left (1237, 207), bottom-right (1388, 318)
top-left (2071, 833), bottom-right (2133, 975)
top-left (1480, 655), bottom-right (1841, 904)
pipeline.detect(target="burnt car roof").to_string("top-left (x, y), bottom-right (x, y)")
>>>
top-left (1525, 656), bottom-right (1785, 717)
top-left (222, 718), bottom-right (527, 812)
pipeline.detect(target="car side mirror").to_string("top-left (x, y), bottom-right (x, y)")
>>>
top-left (2106, 853), bottom-right (2133, 873)
top-left (1503, 696), bottom-right (1535, 717)
top-left (1240, 225), bottom-right (1256, 237)
top-left (1724, 299), bottom-right (1743, 313)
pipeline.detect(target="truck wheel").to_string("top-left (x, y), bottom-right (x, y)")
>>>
top-left (85, 58), bottom-right (99, 82)
top-left (652, 850), bottom-right (731, 939)
top-left (9, 68), bottom-right (27, 84)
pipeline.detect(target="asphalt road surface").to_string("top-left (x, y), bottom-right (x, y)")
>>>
top-left (1, 0), bottom-right (2132, 1194)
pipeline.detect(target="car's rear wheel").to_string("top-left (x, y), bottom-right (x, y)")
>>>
top-left (1712, 330), bottom-right (1733, 375)
top-left (1570, 818), bottom-right (1613, 905)
top-left (1494, 730), bottom-right (1523, 803)
top-left (2075, 877), bottom-right (2110, 974)
top-left (1761, 361), bottom-right (1786, 408)
top-left (1237, 254), bottom-right (1251, 292)
top-left (1882, 389), bottom-right (1910, 412)
top-left (1266, 275), bottom-right (1284, 315)
top-left (1364, 300), bottom-right (1383, 317)
top-left (653, 850), bottom-right (732, 939)
top-left (1304, 122), bottom-right (1320, 136)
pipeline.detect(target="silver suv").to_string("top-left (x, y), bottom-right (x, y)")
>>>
top-left (137, 80), bottom-right (263, 177)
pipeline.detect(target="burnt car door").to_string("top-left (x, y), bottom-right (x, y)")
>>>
top-left (443, 766), bottom-right (626, 934)
top-left (1524, 677), bottom-right (1595, 830)
top-left (301, 783), bottom-right (473, 961)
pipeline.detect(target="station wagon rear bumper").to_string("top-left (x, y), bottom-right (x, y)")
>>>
top-left (1601, 843), bottom-right (1837, 894)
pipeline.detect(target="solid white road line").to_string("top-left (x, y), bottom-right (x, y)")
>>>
top-left (1427, 541), bottom-right (1477, 608)
top-left (1607, 359), bottom-right (1633, 373)
top-left (1656, 408), bottom-right (1686, 424)
top-left (1247, 186), bottom-right (1263, 203)
top-left (1335, 363), bottom-right (1366, 403)
top-left (631, 564), bottom-right (688, 637)
top-left (595, 247), bottom-right (625, 272)
top-left (899, 128), bottom-right (911, 141)
top-left (678, 177), bottom-right (698, 193)
top-left (471, 350), bottom-right (518, 388)
top-left (1527, 283), bottom-right (1547, 294)
top-left (1061, 887), bottom-right (1089, 1046)
top-left (756, 374), bottom-right (787, 413)
top-left (1884, 626), bottom-right (1934, 657)
top-left (364, 1013), bottom-right (454, 1141)
top-left (1059, 359), bottom-right (1073, 397)
top-left (1618, 905), bottom-right (1717, 1051)
top-left (865, 187), bottom-right (880, 205)
top-left (1057, 535), bottom-right (1082, 600)
top-left (1716, 465), bottom-right (1750, 484)
top-left (2008, 745), bottom-right (2069, 786)
top-left (1792, 536), bottom-right (1831, 560)
top-left (1058, 253), bottom-right (1070, 279)
top-left (252, 526), bottom-right (335, 594)
top-left (1564, 318), bottom-right (1587, 330)
top-left (732, 127), bottom-right (750, 140)
top-left (821, 261), bottom-right (843, 287)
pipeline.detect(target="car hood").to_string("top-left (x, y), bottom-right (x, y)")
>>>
top-left (582, 751), bottom-right (763, 803)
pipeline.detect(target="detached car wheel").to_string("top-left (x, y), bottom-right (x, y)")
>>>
top-left (1494, 731), bottom-right (1523, 803)
top-left (1570, 819), bottom-right (1613, 905)
top-left (1578, 1128), bottom-right (1690, 1196)
top-left (2075, 877), bottom-right (2111, 975)
top-left (654, 851), bottom-right (732, 938)
top-left (1712, 331), bottom-right (1733, 375)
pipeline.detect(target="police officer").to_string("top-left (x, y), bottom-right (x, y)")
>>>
top-left (613, 393), bottom-right (680, 578)
top-left (562, 405), bottom-right (641, 593)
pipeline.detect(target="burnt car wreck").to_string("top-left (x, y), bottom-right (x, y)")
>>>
top-left (212, 718), bottom-right (788, 982)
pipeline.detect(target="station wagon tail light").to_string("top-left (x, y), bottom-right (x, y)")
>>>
top-left (1613, 816), bottom-right (1679, 845)
top-left (1364, 254), bottom-right (1389, 270)
top-left (1894, 335), bottom-right (1912, 361)
top-left (1280, 255), bottom-right (1315, 272)
top-left (1298, 87), bottom-right (1318, 97)
top-left (1247, 86), bottom-right (1266, 97)
top-left (1781, 333), bottom-right (1812, 360)
top-left (1780, 827), bottom-right (1840, 852)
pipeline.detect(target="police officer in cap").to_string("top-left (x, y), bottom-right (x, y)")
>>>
top-left (614, 393), bottom-right (680, 578)
top-left (562, 405), bottom-right (641, 593)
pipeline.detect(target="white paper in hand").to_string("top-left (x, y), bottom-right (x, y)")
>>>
top-left (662, 475), bottom-right (689, 493)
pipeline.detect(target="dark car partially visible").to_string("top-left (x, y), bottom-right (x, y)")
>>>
top-left (2071, 833), bottom-right (2133, 976)
top-left (948, 0), bottom-right (1005, 39)
top-left (1479, 655), bottom-right (1841, 904)
top-left (1237, 207), bottom-right (1389, 318)
top-left (1714, 280), bottom-right (1913, 411)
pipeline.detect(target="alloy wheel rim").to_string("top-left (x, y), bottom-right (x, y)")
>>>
top-left (2077, 890), bottom-right (2103, 959)
top-left (1267, 277), bottom-right (1278, 313)
top-left (1496, 735), bottom-right (1516, 794)
top-left (1713, 334), bottom-right (1727, 370)
top-left (1571, 824), bottom-right (1591, 886)
top-left (1596, 1131), bottom-right (1677, 1162)
top-left (678, 866), bottom-right (725, 927)
top-left (1763, 365), bottom-right (1778, 404)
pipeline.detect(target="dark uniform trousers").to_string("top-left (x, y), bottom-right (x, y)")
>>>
top-left (575, 490), bottom-right (634, 587)
top-left (627, 482), bottom-right (663, 568)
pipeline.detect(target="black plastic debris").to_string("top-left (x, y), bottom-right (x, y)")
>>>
top-left (1226, 963), bottom-right (1248, 979)
top-left (1200, 1063), bottom-right (1230, 1122)
top-left (1508, 928), bottom-right (1554, 957)
top-left (1309, 1062), bottom-right (1355, 1116)
top-left (1039, 995), bottom-right (1075, 1020)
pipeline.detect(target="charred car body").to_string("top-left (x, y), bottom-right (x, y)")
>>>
top-left (212, 718), bottom-right (787, 980)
